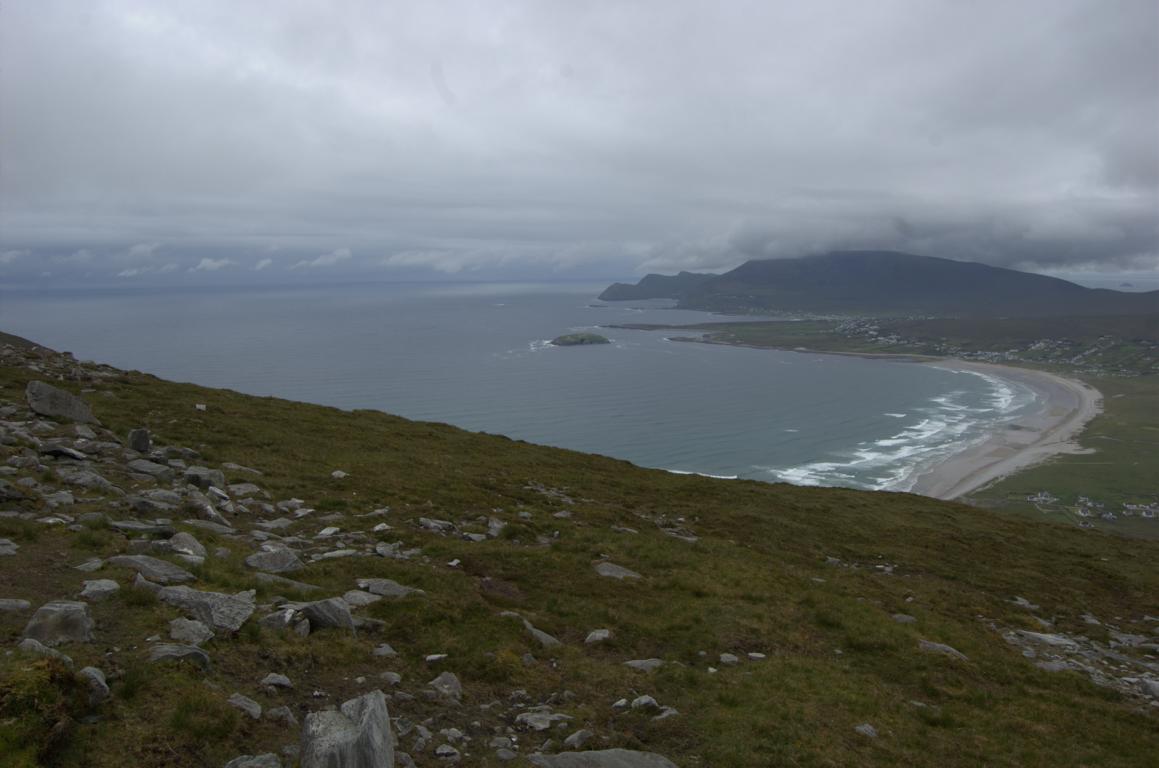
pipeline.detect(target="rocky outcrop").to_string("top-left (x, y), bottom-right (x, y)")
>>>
top-left (300, 690), bottom-right (394, 768)
top-left (25, 380), bottom-right (98, 424)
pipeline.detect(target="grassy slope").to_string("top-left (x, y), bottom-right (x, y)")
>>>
top-left (1, 360), bottom-right (1157, 767)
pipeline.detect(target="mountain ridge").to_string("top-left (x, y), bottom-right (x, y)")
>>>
top-left (599, 251), bottom-right (1159, 317)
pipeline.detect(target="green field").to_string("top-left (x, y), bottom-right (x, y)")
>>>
top-left (1, 338), bottom-right (1157, 766)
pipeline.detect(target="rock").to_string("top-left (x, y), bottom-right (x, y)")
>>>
top-left (149, 643), bottom-right (211, 671)
top-left (0, 538), bottom-right (19, 556)
top-left (594, 562), bottom-right (640, 580)
top-left (373, 643), bottom-right (398, 658)
top-left (854, 723), bottom-right (878, 738)
top-left (170, 617), bottom-right (215, 645)
top-left (343, 590), bottom-right (383, 608)
top-left (170, 532), bottom-right (207, 558)
top-left (496, 748), bottom-right (517, 761)
top-left (528, 750), bottom-right (677, 768)
top-left (110, 519), bottom-right (176, 536)
top-left (22, 601), bottom-right (94, 646)
top-left (1141, 679), bottom-right (1159, 699)
top-left (158, 585), bottom-right (255, 633)
top-left (184, 466), bottom-right (226, 491)
top-left (224, 755), bottom-right (282, 768)
top-left (245, 546), bottom-right (304, 574)
top-left (719, 653), bottom-right (739, 665)
top-left (584, 629), bottom-right (612, 645)
top-left (435, 744), bottom-right (460, 760)
top-left (300, 598), bottom-right (355, 632)
top-left (428, 671), bottom-right (462, 702)
top-left (356, 578), bottom-right (424, 598)
top-left (17, 638), bottom-right (73, 666)
top-left (127, 428), bottom-right (152, 453)
top-left (263, 672), bottom-right (293, 689)
top-left (624, 659), bottom-right (663, 672)
top-left (25, 380), bottom-right (98, 424)
top-left (300, 690), bottom-right (394, 768)
top-left (265, 706), bottom-right (299, 727)
top-left (892, 614), bottom-right (917, 624)
top-left (918, 639), bottom-right (969, 661)
top-left (1015, 630), bottom-right (1078, 648)
top-left (380, 671), bottom-right (402, 686)
top-left (79, 579), bottom-right (120, 601)
top-left (331, 470), bottom-right (348, 480)
top-left (515, 709), bottom-right (572, 731)
top-left (0, 598), bottom-right (31, 612)
top-left (107, 554), bottom-right (195, 584)
top-left (253, 572), bottom-right (321, 592)
top-left (228, 692), bottom-right (263, 720)
top-left (127, 459), bottom-right (174, 482)
top-left (79, 666), bottom-right (110, 705)
top-left (630, 695), bottom-right (658, 711)
top-left (564, 729), bottom-right (593, 750)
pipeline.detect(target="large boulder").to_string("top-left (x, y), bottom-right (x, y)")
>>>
top-left (528, 749), bottom-right (678, 768)
top-left (22, 601), bottom-right (94, 646)
top-left (25, 381), bottom-right (98, 424)
top-left (300, 690), bottom-right (394, 768)
top-left (108, 555), bottom-right (195, 584)
top-left (157, 585), bottom-right (255, 633)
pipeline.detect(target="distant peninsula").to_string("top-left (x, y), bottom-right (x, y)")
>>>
top-left (551, 332), bottom-right (611, 346)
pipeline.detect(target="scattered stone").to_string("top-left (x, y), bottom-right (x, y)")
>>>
top-left (17, 638), bottom-right (73, 666)
top-left (107, 554), bottom-right (195, 584)
top-left (79, 579), bottom-right (120, 601)
top-left (245, 546), bottom-right (304, 574)
top-left (149, 643), bottom-right (211, 671)
top-left (435, 744), bottom-right (460, 760)
top-left (0, 598), bottom-right (31, 612)
top-left (0, 538), bottom-right (19, 556)
top-left (265, 705), bottom-right (299, 727)
top-left (854, 723), bottom-right (878, 738)
top-left (183, 466), bottom-right (226, 491)
top-left (527, 749), bottom-right (678, 767)
top-left (1012, 596), bottom-right (1040, 611)
top-left (253, 572), bottom-right (321, 592)
top-left (1015, 630), bottom-right (1078, 649)
top-left (719, 653), bottom-right (739, 665)
top-left (331, 470), bottom-right (348, 480)
top-left (110, 519), bottom-right (176, 536)
top-left (624, 659), bottom-right (664, 672)
top-left (630, 695), bottom-right (659, 711)
top-left (127, 427), bottom-right (151, 453)
top-left (594, 562), bottom-right (640, 580)
top-left (74, 558), bottom-right (104, 573)
top-left (300, 690), bottom-right (394, 768)
top-left (22, 601), bottom-right (94, 646)
top-left (127, 459), bottom-right (174, 482)
top-left (892, 614), bottom-right (917, 624)
top-left (224, 755), bottom-right (282, 768)
top-left (300, 597), bottom-right (356, 633)
top-left (157, 586), bottom-right (255, 633)
top-left (356, 578), bottom-right (425, 598)
top-left (79, 666), bottom-right (110, 705)
top-left (380, 671), bottom-right (402, 686)
top-left (228, 692), bottom-right (263, 719)
top-left (169, 617), bottom-right (215, 645)
top-left (25, 380), bottom-right (97, 423)
top-left (428, 671), bottom-right (463, 702)
top-left (918, 639), bottom-right (968, 661)
top-left (263, 672), bottom-right (293, 689)
top-left (747, 652), bottom-right (766, 661)
top-left (564, 729), bottom-right (593, 750)
top-left (169, 531), bottom-right (207, 558)
top-left (515, 709), bottom-right (572, 731)
top-left (585, 629), bottom-right (612, 645)
top-left (373, 643), bottom-right (398, 658)
top-left (343, 590), bottom-right (383, 608)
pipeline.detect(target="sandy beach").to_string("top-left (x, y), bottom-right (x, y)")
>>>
top-left (908, 361), bottom-right (1103, 500)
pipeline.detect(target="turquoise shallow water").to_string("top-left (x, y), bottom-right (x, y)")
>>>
top-left (0, 281), bottom-right (1037, 491)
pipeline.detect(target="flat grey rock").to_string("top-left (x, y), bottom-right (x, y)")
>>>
top-left (79, 666), bottom-right (110, 705)
top-left (245, 546), bottom-right (304, 574)
top-left (594, 562), bottom-right (641, 580)
top-left (624, 659), bottom-right (664, 672)
top-left (26, 380), bottom-right (98, 424)
top-left (228, 692), bottom-right (263, 720)
top-left (300, 597), bottom-right (355, 632)
top-left (169, 532), bottom-right (207, 558)
top-left (169, 617), bottom-right (214, 645)
top-left (0, 598), bottom-right (31, 612)
top-left (224, 755), bottom-right (282, 768)
top-left (110, 519), bottom-right (176, 536)
top-left (127, 459), bottom-right (174, 481)
top-left (343, 590), bottom-right (383, 608)
top-left (18, 637), bottom-right (74, 666)
top-left (528, 749), bottom-right (678, 768)
top-left (22, 601), bottom-right (94, 646)
top-left (300, 690), bottom-right (394, 768)
top-left (157, 585), bottom-right (255, 633)
top-left (262, 672), bottom-right (293, 689)
top-left (918, 639), bottom-right (968, 661)
top-left (149, 643), bottom-right (211, 671)
top-left (183, 466), bottom-right (226, 491)
top-left (79, 579), bottom-right (120, 601)
top-left (584, 629), bottom-right (612, 645)
top-left (107, 554), bottom-right (195, 584)
top-left (356, 578), bottom-right (424, 598)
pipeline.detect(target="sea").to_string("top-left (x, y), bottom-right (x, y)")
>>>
top-left (0, 281), bottom-right (1040, 493)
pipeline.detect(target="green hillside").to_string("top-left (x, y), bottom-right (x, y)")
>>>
top-left (1, 337), bottom-right (1156, 767)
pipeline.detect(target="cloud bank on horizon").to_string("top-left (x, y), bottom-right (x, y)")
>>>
top-left (1, 0), bottom-right (1156, 284)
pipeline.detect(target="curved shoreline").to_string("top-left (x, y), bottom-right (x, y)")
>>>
top-left (906, 361), bottom-right (1102, 500)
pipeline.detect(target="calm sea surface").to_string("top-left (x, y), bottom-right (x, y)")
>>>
top-left (0, 281), bottom-right (1038, 491)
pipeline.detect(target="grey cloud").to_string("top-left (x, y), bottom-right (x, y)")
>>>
top-left (0, 0), bottom-right (1155, 283)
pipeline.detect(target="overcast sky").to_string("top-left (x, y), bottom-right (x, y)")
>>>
top-left (1, 0), bottom-right (1156, 285)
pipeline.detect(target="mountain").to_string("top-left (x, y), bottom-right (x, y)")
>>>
top-left (601, 251), bottom-right (1159, 317)
top-left (597, 271), bottom-right (716, 301)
